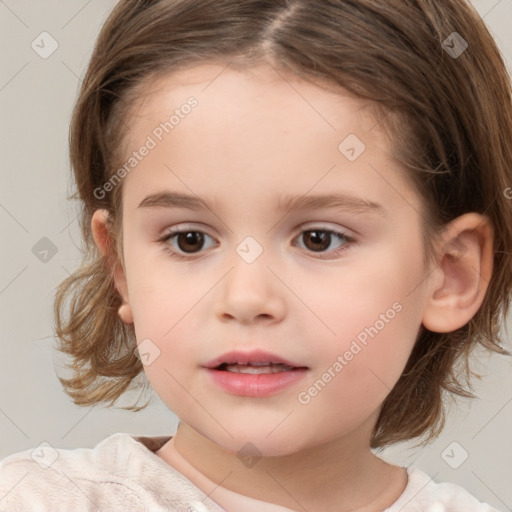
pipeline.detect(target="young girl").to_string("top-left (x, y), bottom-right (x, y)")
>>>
top-left (1, 0), bottom-right (511, 510)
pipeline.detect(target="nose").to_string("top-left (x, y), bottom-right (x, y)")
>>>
top-left (214, 256), bottom-right (286, 325)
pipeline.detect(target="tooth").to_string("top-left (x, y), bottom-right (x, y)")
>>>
top-left (227, 366), bottom-right (272, 374)
top-left (224, 363), bottom-right (294, 374)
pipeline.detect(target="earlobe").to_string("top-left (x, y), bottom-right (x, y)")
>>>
top-left (91, 209), bottom-right (134, 325)
top-left (117, 303), bottom-right (134, 324)
top-left (421, 213), bottom-right (494, 333)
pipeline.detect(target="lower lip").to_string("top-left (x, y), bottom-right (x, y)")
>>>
top-left (204, 367), bottom-right (308, 397)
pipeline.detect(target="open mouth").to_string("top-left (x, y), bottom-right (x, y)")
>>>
top-left (205, 357), bottom-right (309, 396)
top-left (215, 362), bottom-right (298, 374)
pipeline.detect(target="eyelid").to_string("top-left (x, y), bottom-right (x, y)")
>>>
top-left (157, 223), bottom-right (356, 260)
top-left (158, 224), bottom-right (217, 244)
top-left (156, 227), bottom-right (218, 261)
top-left (297, 221), bottom-right (354, 237)
top-left (159, 222), bottom-right (214, 237)
top-left (158, 222), bottom-right (353, 241)
top-left (292, 226), bottom-right (355, 258)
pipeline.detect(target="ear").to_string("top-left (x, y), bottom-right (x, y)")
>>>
top-left (421, 213), bottom-right (494, 333)
top-left (91, 209), bottom-right (134, 325)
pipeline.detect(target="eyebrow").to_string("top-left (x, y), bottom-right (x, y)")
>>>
top-left (137, 191), bottom-right (386, 216)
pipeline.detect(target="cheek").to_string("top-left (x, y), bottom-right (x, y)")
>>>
top-left (293, 302), bottom-right (423, 447)
top-left (131, 304), bottom-right (200, 420)
top-left (301, 243), bottom-right (427, 396)
top-left (123, 240), bottom-right (191, 338)
top-left (306, 241), bottom-right (424, 342)
top-left (121, 257), bottom-right (197, 402)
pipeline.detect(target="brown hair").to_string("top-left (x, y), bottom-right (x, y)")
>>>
top-left (54, 0), bottom-right (512, 448)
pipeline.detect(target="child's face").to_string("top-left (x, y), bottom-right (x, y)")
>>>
top-left (114, 62), bottom-right (435, 455)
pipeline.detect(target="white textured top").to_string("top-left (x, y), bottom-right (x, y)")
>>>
top-left (0, 433), bottom-right (501, 511)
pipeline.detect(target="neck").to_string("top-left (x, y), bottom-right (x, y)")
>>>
top-left (158, 417), bottom-right (407, 511)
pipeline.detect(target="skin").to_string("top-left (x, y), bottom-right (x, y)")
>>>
top-left (91, 62), bottom-right (493, 511)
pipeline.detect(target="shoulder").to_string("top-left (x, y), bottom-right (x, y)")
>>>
top-left (0, 433), bottom-right (146, 511)
top-left (0, 433), bottom-right (224, 511)
top-left (387, 466), bottom-right (502, 512)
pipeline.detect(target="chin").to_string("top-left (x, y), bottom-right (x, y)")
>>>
top-left (199, 422), bottom-right (307, 458)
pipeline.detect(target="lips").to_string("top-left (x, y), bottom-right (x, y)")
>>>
top-left (203, 349), bottom-right (309, 397)
top-left (217, 362), bottom-right (296, 373)
top-left (202, 349), bottom-right (307, 370)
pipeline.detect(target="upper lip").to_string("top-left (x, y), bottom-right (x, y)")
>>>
top-left (202, 349), bottom-right (307, 369)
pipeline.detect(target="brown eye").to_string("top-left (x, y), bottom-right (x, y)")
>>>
top-left (160, 229), bottom-right (216, 257)
top-left (174, 232), bottom-right (205, 253)
top-left (301, 230), bottom-right (332, 252)
top-left (176, 231), bottom-right (204, 252)
top-left (295, 228), bottom-right (353, 258)
top-left (158, 227), bottom-right (353, 260)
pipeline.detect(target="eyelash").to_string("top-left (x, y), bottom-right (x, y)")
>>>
top-left (156, 226), bottom-right (356, 260)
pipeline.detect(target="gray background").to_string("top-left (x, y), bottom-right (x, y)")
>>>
top-left (0, 0), bottom-right (511, 509)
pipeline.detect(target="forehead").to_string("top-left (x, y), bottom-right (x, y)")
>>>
top-left (128, 61), bottom-right (384, 142)
top-left (118, 62), bottom-right (418, 217)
